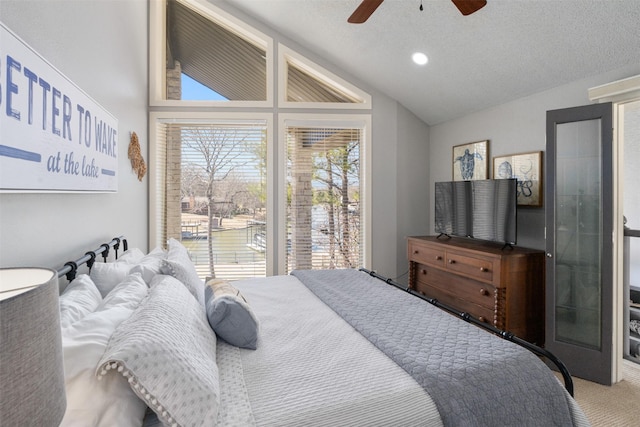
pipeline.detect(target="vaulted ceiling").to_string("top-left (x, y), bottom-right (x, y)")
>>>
top-left (221, 0), bottom-right (640, 125)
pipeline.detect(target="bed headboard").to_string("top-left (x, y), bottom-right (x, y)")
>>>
top-left (56, 236), bottom-right (127, 282)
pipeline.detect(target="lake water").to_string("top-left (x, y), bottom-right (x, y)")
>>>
top-left (182, 227), bottom-right (265, 265)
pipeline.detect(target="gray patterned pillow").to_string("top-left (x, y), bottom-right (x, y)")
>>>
top-left (161, 238), bottom-right (205, 307)
top-left (97, 275), bottom-right (219, 427)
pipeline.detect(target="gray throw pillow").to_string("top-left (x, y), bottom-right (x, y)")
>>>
top-left (205, 278), bottom-right (259, 350)
top-left (160, 238), bottom-right (205, 307)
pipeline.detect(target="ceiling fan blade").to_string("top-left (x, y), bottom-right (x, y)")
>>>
top-left (451, 0), bottom-right (487, 16)
top-left (348, 0), bottom-right (384, 24)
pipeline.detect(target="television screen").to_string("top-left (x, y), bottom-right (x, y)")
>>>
top-left (435, 179), bottom-right (517, 245)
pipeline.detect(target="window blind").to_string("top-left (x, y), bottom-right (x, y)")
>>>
top-left (157, 120), bottom-right (268, 280)
top-left (285, 125), bottom-right (363, 273)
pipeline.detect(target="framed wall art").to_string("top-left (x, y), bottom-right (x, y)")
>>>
top-left (452, 140), bottom-right (488, 181)
top-left (493, 151), bottom-right (543, 207)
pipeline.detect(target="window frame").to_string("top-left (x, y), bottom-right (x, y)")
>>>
top-left (149, 111), bottom-right (275, 276)
top-left (149, 0), bottom-right (274, 108)
top-left (278, 114), bottom-right (372, 274)
top-left (278, 44), bottom-right (372, 110)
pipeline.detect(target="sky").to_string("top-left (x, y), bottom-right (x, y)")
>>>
top-left (181, 74), bottom-right (227, 101)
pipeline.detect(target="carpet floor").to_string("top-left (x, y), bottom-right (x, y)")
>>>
top-left (565, 360), bottom-right (640, 426)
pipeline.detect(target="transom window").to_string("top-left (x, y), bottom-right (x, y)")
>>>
top-left (165, 0), bottom-right (268, 102)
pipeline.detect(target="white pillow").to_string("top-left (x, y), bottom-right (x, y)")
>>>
top-left (116, 248), bottom-right (146, 264)
top-left (90, 247), bottom-right (167, 295)
top-left (147, 245), bottom-right (168, 258)
top-left (161, 238), bottom-right (205, 306)
top-left (97, 274), bottom-right (150, 311)
top-left (128, 253), bottom-right (165, 286)
top-left (59, 275), bottom-right (102, 329)
top-left (90, 262), bottom-right (132, 297)
top-left (60, 273), bottom-right (149, 427)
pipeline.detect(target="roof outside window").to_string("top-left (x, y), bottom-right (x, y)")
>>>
top-left (166, 0), bottom-right (267, 101)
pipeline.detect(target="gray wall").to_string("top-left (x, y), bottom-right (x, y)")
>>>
top-left (395, 106), bottom-right (430, 283)
top-left (0, 0), bottom-right (149, 270)
top-left (429, 64), bottom-right (640, 252)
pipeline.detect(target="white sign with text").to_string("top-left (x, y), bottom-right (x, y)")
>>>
top-left (0, 22), bottom-right (118, 192)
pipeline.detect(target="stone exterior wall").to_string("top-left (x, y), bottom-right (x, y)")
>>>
top-left (289, 129), bottom-right (313, 270)
top-left (166, 60), bottom-right (182, 100)
top-left (166, 60), bottom-right (182, 241)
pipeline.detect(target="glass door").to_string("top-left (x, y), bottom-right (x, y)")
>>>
top-left (546, 102), bottom-right (613, 385)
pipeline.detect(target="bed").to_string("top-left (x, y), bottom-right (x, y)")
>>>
top-left (55, 236), bottom-right (590, 427)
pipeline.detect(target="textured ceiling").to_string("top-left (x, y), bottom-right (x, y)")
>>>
top-left (221, 0), bottom-right (640, 125)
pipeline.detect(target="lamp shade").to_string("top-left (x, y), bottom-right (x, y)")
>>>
top-left (0, 268), bottom-right (66, 426)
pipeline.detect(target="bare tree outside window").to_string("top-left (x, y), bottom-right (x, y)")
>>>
top-left (180, 124), bottom-right (267, 279)
top-left (313, 140), bottom-right (360, 268)
top-left (286, 127), bottom-right (362, 272)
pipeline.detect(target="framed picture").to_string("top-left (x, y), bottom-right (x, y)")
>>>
top-left (493, 151), bottom-right (543, 207)
top-left (452, 140), bottom-right (488, 181)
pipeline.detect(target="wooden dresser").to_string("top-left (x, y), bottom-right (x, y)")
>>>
top-left (408, 236), bottom-right (545, 344)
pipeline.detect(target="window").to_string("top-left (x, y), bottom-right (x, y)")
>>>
top-left (284, 123), bottom-right (365, 272)
top-left (287, 62), bottom-right (360, 103)
top-left (279, 44), bottom-right (371, 109)
top-left (151, 115), bottom-right (270, 280)
top-left (166, 0), bottom-right (266, 101)
top-left (151, 0), bottom-right (272, 106)
top-left (150, 0), bottom-right (371, 277)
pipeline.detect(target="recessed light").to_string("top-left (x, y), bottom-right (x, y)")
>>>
top-left (412, 52), bottom-right (428, 66)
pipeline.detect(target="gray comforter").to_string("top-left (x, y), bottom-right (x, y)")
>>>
top-left (291, 269), bottom-right (579, 427)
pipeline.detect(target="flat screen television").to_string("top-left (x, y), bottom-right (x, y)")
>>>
top-left (434, 179), bottom-right (517, 246)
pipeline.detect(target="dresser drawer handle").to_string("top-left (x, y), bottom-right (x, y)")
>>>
top-left (413, 250), bottom-right (419, 254)
top-left (478, 316), bottom-right (487, 323)
top-left (448, 259), bottom-right (456, 264)
top-left (479, 288), bottom-right (489, 296)
top-left (420, 269), bottom-right (427, 275)
top-left (480, 267), bottom-right (489, 272)
top-left (435, 255), bottom-right (442, 260)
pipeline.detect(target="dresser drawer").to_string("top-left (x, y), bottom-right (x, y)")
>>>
top-left (413, 282), bottom-right (495, 325)
top-left (407, 236), bottom-right (545, 344)
top-left (408, 241), bottom-right (445, 268)
top-left (444, 251), bottom-right (495, 283)
top-left (414, 265), bottom-right (497, 310)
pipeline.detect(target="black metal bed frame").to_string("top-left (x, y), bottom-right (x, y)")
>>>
top-left (53, 236), bottom-right (573, 396)
top-left (358, 267), bottom-right (574, 397)
top-left (56, 236), bottom-right (127, 281)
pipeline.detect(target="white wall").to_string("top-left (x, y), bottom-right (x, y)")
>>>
top-left (0, 0), bottom-right (149, 271)
top-left (429, 64), bottom-right (640, 251)
top-left (0, 0), bottom-right (428, 281)
top-left (2, 1), bottom-right (637, 282)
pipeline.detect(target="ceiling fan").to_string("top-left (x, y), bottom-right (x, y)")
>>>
top-left (348, 0), bottom-right (487, 23)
